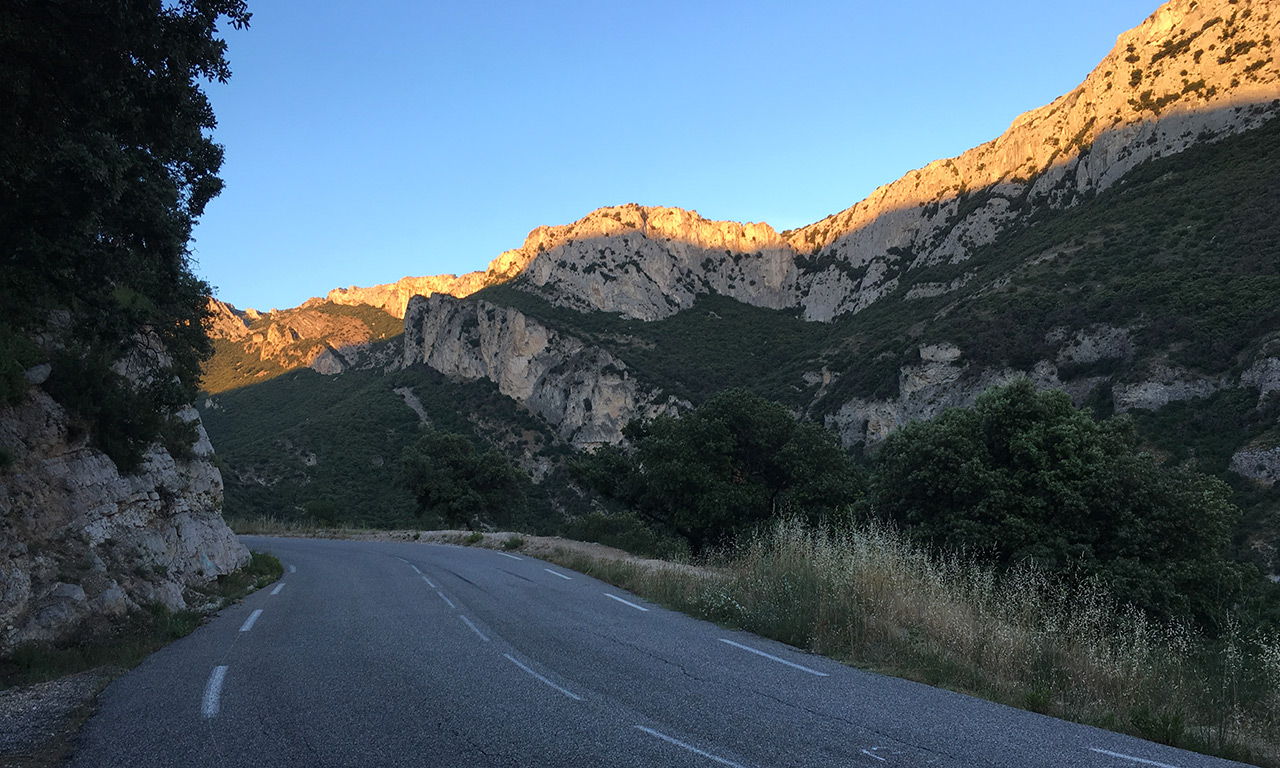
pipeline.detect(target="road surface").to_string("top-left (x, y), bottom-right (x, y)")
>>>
top-left (71, 537), bottom-right (1256, 767)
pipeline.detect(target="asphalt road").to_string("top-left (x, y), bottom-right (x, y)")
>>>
top-left (71, 537), bottom-right (1257, 767)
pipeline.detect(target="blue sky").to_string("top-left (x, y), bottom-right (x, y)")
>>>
top-left (193, 0), bottom-right (1160, 311)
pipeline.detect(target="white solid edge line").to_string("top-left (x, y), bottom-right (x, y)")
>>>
top-left (270, 583), bottom-right (285, 596)
top-left (635, 726), bottom-right (747, 768)
top-left (1088, 747), bottom-right (1184, 768)
top-left (497, 552), bottom-right (523, 560)
top-left (502, 653), bottom-right (583, 701)
top-left (239, 609), bottom-right (263, 632)
top-left (543, 568), bottom-right (572, 580)
top-left (436, 591), bottom-right (455, 609)
top-left (605, 593), bottom-right (649, 612)
top-left (201, 665), bottom-right (228, 718)
top-left (718, 638), bottom-right (829, 677)
top-left (422, 575), bottom-right (437, 588)
top-left (289, 564), bottom-right (296, 573)
top-left (459, 615), bottom-right (490, 642)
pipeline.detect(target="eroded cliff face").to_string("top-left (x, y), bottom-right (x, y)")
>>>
top-left (0, 388), bottom-right (248, 653)
top-left (402, 294), bottom-right (681, 446)
top-left (789, 0), bottom-right (1280, 321)
top-left (323, 272), bottom-right (489, 319)
top-left (481, 205), bottom-right (800, 321)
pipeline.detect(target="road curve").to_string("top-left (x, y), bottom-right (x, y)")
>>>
top-left (70, 537), bottom-right (1256, 768)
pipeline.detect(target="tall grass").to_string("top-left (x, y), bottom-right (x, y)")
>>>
top-left (544, 518), bottom-right (1280, 766)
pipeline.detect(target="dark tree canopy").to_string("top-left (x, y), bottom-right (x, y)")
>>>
top-left (398, 431), bottom-right (526, 530)
top-left (870, 379), bottom-right (1265, 629)
top-left (0, 0), bottom-right (250, 469)
top-left (574, 389), bottom-right (864, 553)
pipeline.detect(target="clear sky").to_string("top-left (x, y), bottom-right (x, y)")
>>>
top-left (193, 0), bottom-right (1161, 312)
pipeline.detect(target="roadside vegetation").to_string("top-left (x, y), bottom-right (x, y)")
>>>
top-left (0, 552), bottom-right (282, 689)
top-left (566, 380), bottom-right (1280, 765)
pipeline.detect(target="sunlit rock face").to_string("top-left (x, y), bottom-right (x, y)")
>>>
top-left (474, 204), bottom-right (802, 321)
top-left (323, 273), bottom-right (489, 319)
top-left (0, 389), bottom-right (248, 654)
top-left (786, 0), bottom-right (1280, 320)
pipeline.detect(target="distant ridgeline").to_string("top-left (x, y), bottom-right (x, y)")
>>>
top-left (201, 0), bottom-right (1280, 574)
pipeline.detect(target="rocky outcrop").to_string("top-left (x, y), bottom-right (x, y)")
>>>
top-left (403, 294), bottom-right (681, 446)
top-left (0, 388), bottom-right (248, 653)
top-left (323, 273), bottom-right (489, 319)
top-left (482, 205), bottom-right (800, 321)
top-left (1232, 443), bottom-right (1280, 486)
top-left (206, 298), bottom-right (249, 341)
top-left (789, 0), bottom-right (1280, 321)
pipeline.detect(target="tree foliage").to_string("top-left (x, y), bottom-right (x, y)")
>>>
top-left (870, 379), bottom-right (1266, 629)
top-left (398, 430), bottom-right (526, 530)
top-left (574, 389), bottom-right (864, 553)
top-left (0, 0), bottom-right (250, 469)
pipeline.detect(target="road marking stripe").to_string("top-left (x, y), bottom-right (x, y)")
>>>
top-left (861, 748), bottom-right (887, 762)
top-left (201, 666), bottom-right (228, 718)
top-left (459, 615), bottom-right (490, 642)
top-left (543, 568), bottom-right (572, 580)
top-left (1088, 748), bottom-right (1184, 768)
top-left (605, 593), bottom-right (649, 612)
top-left (270, 583), bottom-right (285, 596)
top-left (496, 552), bottom-right (522, 560)
top-left (289, 564), bottom-right (296, 573)
top-left (635, 726), bottom-right (747, 768)
top-left (422, 575), bottom-right (437, 588)
top-left (437, 591), bottom-right (455, 609)
top-left (239, 609), bottom-right (263, 632)
top-left (502, 654), bottom-right (583, 701)
top-left (718, 638), bottom-right (828, 677)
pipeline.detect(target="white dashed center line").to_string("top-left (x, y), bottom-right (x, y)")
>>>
top-left (604, 593), bottom-right (649, 612)
top-left (270, 583), bottom-right (285, 596)
top-left (1087, 748), bottom-right (1184, 768)
top-left (201, 666), bottom-right (228, 718)
top-left (422, 575), bottom-right (437, 588)
top-left (496, 552), bottom-right (522, 560)
top-left (410, 564), bottom-right (421, 574)
top-left (502, 654), bottom-right (583, 700)
top-left (289, 564), bottom-right (296, 573)
top-left (437, 591), bottom-right (455, 609)
top-left (543, 568), bottom-right (572, 580)
top-left (635, 726), bottom-right (747, 768)
top-left (459, 615), bottom-right (490, 642)
top-left (239, 609), bottom-right (263, 632)
top-left (718, 638), bottom-right (828, 677)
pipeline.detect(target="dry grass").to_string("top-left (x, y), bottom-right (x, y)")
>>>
top-left (540, 518), bottom-right (1280, 766)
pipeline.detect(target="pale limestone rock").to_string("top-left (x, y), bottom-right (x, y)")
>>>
top-left (1231, 444), bottom-right (1280, 486)
top-left (0, 388), bottom-right (248, 652)
top-left (324, 272), bottom-right (488, 318)
top-left (206, 298), bottom-right (250, 341)
top-left (403, 294), bottom-right (682, 447)
top-left (1112, 363), bottom-right (1228, 412)
top-left (1241, 357), bottom-right (1280, 404)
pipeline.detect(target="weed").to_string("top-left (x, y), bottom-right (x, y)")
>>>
top-left (502, 534), bottom-right (524, 550)
top-left (464, 531), bottom-right (484, 545)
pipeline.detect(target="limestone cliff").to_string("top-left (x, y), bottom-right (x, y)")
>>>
top-left (789, 0), bottom-right (1280, 320)
top-left (0, 387), bottom-right (248, 653)
top-left (322, 272), bottom-right (489, 319)
top-left (402, 294), bottom-right (682, 447)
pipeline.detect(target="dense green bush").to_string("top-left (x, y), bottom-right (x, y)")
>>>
top-left (398, 430), bottom-right (526, 530)
top-left (574, 389), bottom-right (864, 553)
top-left (870, 379), bottom-right (1274, 630)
